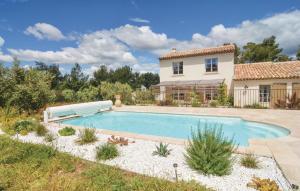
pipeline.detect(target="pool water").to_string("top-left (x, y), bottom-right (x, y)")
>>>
top-left (61, 111), bottom-right (290, 146)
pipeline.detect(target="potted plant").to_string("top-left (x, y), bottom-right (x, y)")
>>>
top-left (115, 94), bottom-right (122, 107)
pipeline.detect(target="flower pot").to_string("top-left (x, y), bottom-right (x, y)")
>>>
top-left (115, 95), bottom-right (122, 107)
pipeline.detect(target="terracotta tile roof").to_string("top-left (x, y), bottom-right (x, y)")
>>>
top-left (234, 61), bottom-right (300, 81)
top-left (159, 44), bottom-right (235, 60)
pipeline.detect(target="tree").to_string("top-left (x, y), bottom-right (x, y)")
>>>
top-left (63, 63), bottom-right (88, 92)
top-left (239, 36), bottom-right (290, 63)
top-left (0, 64), bottom-right (11, 106)
top-left (91, 65), bottom-right (111, 86)
top-left (297, 47), bottom-right (300, 60)
top-left (76, 86), bottom-right (100, 102)
top-left (61, 89), bottom-right (76, 102)
top-left (10, 69), bottom-right (55, 113)
top-left (90, 65), bottom-right (159, 90)
top-left (111, 66), bottom-right (135, 86)
top-left (217, 82), bottom-right (227, 105)
top-left (11, 57), bottom-right (25, 84)
top-left (100, 82), bottom-right (133, 104)
top-left (233, 43), bottom-right (241, 64)
top-left (35, 62), bottom-right (63, 89)
top-left (139, 72), bottom-right (160, 89)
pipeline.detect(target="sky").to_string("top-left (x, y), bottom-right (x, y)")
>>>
top-left (0, 0), bottom-right (300, 75)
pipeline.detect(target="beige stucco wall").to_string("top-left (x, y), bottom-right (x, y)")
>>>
top-left (234, 79), bottom-right (300, 107)
top-left (159, 52), bottom-right (235, 91)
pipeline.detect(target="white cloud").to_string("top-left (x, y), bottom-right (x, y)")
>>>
top-left (132, 62), bottom-right (159, 73)
top-left (8, 31), bottom-right (137, 68)
top-left (0, 36), bottom-right (13, 62)
top-left (24, 23), bottom-right (66, 41)
top-left (114, 10), bottom-right (300, 55)
top-left (23, 64), bottom-right (30, 69)
top-left (129, 18), bottom-right (150, 23)
top-left (0, 36), bottom-right (4, 47)
top-left (5, 10), bottom-right (300, 72)
top-left (112, 25), bottom-right (169, 50)
top-left (83, 65), bottom-right (100, 77)
top-left (190, 10), bottom-right (300, 55)
top-left (0, 52), bottom-right (13, 62)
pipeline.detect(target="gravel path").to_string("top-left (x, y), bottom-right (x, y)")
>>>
top-left (7, 125), bottom-right (292, 191)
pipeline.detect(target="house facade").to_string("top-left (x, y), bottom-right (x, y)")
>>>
top-left (234, 62), bottom-right (300, 108)
top-left (154, 44), bottom-right (300, 108)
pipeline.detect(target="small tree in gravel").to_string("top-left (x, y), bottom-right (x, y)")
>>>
top-left (35, 123), bottom-right (48, 136)
top-left (152, 142), bottom-right (171, 157)
top-left (58, 127), bottom-right (76, 136)
top-left (76, 128), bottom-right (97, 145)
top-left (240, 153), bottom-right (259, 169)
top-left (185, 123), bottom-right (236, 176)
top-left (96, 143), bottom-right (119, 160)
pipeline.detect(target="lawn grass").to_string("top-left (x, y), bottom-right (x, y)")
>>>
top-left (0, 135), bottom-right (211, 191)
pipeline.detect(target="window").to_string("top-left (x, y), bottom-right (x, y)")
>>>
top-left (173, 62), bottom-right (183, 75)
top-left (172, 87), bottom-right (185, 101)
top-left (259, 85), bottom-right (270, 102)
top-left (172, 92), bottom-right (185, 100)
top-left (205, 88), bottom-right (218, 101)
top-left (205, 58), bottom-right (218, 72)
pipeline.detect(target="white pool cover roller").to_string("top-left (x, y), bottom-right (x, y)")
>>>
top-left (44, 100), bottom-right (113, 122)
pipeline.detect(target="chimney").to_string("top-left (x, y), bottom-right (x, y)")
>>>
top-left (223, 43), bottom-right (231, 46)
top-left (171, 48), bottom-right (177, 53)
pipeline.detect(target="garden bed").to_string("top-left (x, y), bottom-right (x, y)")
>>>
top-left (2, 124), bottom-right (291, 191)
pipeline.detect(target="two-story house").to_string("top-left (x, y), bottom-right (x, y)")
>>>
top-left (154, 44), bottom-right (235, 104)
top-left (153, 44), bottom-right (300, 108)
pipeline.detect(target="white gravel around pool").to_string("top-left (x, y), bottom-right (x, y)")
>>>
top-left (6, 124), bottom-right (292, 191)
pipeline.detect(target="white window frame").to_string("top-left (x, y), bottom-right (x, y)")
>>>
top-left (205, 88), bottom-right (218, 101)
top-left (172, 62), bottom-right (183, 75)
top-left (205, 58), bottom-right (218, 72)
top-left (172, 92), bottom-right (185, 100)
top-left (259, 85), bottom-right (271, 102)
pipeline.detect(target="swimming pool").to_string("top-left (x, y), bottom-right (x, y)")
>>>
top-left (60, 111), bottom-right (290, 146)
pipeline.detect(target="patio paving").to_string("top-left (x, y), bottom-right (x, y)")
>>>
top-left (114, 106), bottom-right (300, 187)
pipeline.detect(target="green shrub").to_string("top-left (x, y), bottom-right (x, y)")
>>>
top-left (96, 143), bottom-right (119, 160)
top-left (7, 118), bottom-right (44, 135)
top-left (240, 153), bottom-right (259, 169)
top-left (134, 90), bottom-right (155, 105)
top-left (209, 100), bottom-right (218, 107)
top-left (76, 86), bottom-right (100, 102)
top-left (44, 133), bottom-right (56, 143)
top-left (19, 129), bottom-right (28, 136)
top-left (185, 123), bottom-right (236, 176)
top-left (12, 119), bottom-right (47, 136)
top-left (76, 128), bottom-right (97, 145)
top-left (226, 96), bottom-right (234, 106)
top-left (190, 91), bottom-right (201, 107)
top-left (244, 103), bottom-right (267, 109)
top-left (35, 124), bottom-right (48, 136)
top-left (191, 100), bottom-right (201, 107)
top-left (100, 81), bottom-right (133, 105)
top-left (61, 89), bottom-right (76, 102)
top-left (9, 69), bottom-right (56, 113)
top-left (12, 119), bottom-right (36, 134)
top-left (58, 127), bottom-right (76, 136)
top-left (217, 82), bottom-right (228, 106)
top-left (152, 142), bottom-right (171, 157)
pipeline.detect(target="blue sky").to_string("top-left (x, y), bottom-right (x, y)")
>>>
top-left (1, 0), bottom-right (300, 75)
